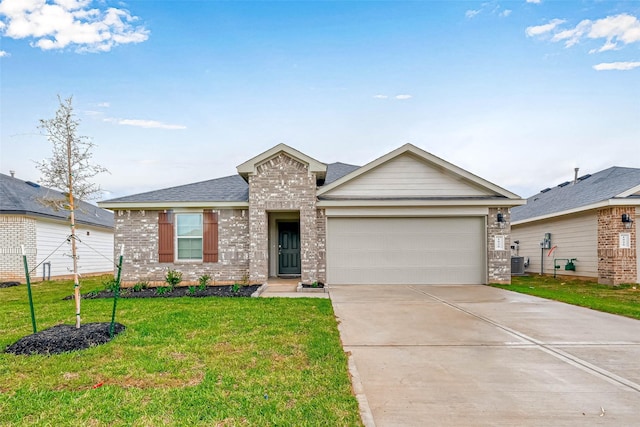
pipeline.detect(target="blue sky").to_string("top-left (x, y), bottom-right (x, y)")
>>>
top-left (1, 0), bottom-right (639, 200)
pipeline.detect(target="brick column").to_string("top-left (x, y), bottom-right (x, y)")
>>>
top-left (487, 208), bottom-right (511, 284)
top-left (0, 215), bottom-right (37, 282)
top-left (597, 206), bottom-right (637, 285)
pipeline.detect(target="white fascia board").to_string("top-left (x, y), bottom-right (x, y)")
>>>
top-left (324, 206), bottom-right (489, 217)
top-left (97, 201), bottom-right (249, 210)
top-left (511, 198), bottom-right (640, 225)
top-left (317, 143), bottom-right (521, 199)
top-left (616, 184), bottom-right (640, 198)
top-left (317, 198), bottom-right (525, 208)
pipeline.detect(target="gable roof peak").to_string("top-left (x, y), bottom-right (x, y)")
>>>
top-left (317, 143), bottom-right (522, 200)
top-left (236, 143), bottom-right (327, 181)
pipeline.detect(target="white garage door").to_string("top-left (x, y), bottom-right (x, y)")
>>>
top-left (327, 217), bottom-right (485, 285)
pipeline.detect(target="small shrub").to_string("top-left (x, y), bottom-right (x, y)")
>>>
top-left (240, 273), bottom-right (249, 285)
top-left (231, 283), bottom-right (240, 293)
top-left (165, 269), bottom-right (182, 289)
top-left (155, 286), bottom-right (171, 296)
top-left (133, 281), bottom-right (148, 292)
top-left (198, 274), bottom-right (210, 291)
top-left (102, 278), bottom-right (120, 293)
top-left (188, 286), bottom-right (197, 295)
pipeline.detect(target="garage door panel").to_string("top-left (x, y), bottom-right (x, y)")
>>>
top-left (327, 217), bottom-right (485, 285)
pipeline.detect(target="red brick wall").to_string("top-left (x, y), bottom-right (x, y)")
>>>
top-left (597, 206), bottom-right (637, 285)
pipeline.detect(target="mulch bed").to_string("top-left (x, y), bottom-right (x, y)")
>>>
top-left (63, 284), bottom-right (261, 300)
top-left (300, 282), bottom-right (325, 289)
top-left (0, 281), bottom-right (21, 289)
top-left (5, 322), bottom-right (125, 355)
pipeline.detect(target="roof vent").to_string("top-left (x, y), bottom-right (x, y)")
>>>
top-left (25, 181), bottom-right (41, 188)
top-left (540, 188), bottom-right (551, 193)
top-left (577, 174), bottom-right (591, 181)
top-left (558, 181), bottom-right (571, 188)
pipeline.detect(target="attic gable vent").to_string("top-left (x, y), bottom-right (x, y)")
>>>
top-left (25, 181), bottom-right (40, 188)
top-left (577, 174), bottom-right (591, 181)
top-left (540, 188), bottom-right (551, 193)
top-left (558, 181), bottom-right (571, 188)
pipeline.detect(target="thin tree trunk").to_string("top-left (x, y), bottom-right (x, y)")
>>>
top-left (67, 129), bottom-right (81, 329)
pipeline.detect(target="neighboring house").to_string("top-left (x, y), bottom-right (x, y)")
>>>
top-left (0, 173), bottom-right (115, 282)
top-left (98, 144), bottom-right (524, 286)
top-left (511, 167), bottom-right (640, 285)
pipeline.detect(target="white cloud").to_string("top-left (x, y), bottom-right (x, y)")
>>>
top-left (525, 19), bottom-right (566, 37)
top-left (593, 61), bottom-right (640, 71)
top-left (0, 0), bottom-right (149, 53)
top-left (107, 118), bottom-right (187, 130)
top-left (395, 94), bottom-right (413, 100)
top-left (526, 0), bottom-right (541, 4)
top-left (465, 9), bottom-right (480, 19)
top-left (500, 10), bottom-right (512, 18)
top-left (373, 94), bottom-right (388, 99)
top-left (528, 14), bottom-right (640, 52)
top-left (97, 102), bottom-right (110, 108)
top-left (0, 50), bottom-right (9, 57)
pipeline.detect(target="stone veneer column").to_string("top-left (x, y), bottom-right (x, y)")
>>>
top-left (487, 208), bottom-right (511, 284)
top-left (248, 153), bottom-right (319, 283)
top-left (597, 206), bottom-right (637, 285)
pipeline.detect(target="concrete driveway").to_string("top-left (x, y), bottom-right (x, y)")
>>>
top-left (329, 284), bottom-right (640, 426)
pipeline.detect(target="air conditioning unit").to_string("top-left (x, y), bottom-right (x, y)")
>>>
top-left (511, 256), bottom-right (525, 275)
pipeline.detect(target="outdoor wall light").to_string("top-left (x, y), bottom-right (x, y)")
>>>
top-left (622, 213), bottom-right (634, 229)
top-left (497, 213), bottom-right (504, 223)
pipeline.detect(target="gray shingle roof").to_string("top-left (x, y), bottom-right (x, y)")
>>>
top-left (324, 162), bottom-right (360, 185)
top-left (103, 174), bottom-right (250, 203)
top-left (0, 173), bottom-right (114, 229)
top-left (511, 167), bottom-right (640, 222)
top-left (101, 162), bottom-right (361, 204)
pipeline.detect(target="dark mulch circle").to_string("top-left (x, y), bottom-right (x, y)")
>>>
top-left (63, 284), bottom-right (261, 300)
top-left (5, 322), bottom-right (125, 356)
top-left (0, 281), bottom-right (21, 289)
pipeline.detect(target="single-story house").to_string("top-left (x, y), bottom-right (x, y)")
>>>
top-left (511, 167), bottom-right (639, 285)
top-left (98, 144), bottom-right (524, 286)
top-left (0, 172), bottom-right (115, 282)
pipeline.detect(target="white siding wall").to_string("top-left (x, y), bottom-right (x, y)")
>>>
top-left (512, 212), bottom-right (597, 277)
top-left (326, 154), bottom-right (493, 198)
top-left (35, 219), bottom-right (114, 279)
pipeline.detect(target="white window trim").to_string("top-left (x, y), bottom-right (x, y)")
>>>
top-left (175, 212), bottom-right (204, 262)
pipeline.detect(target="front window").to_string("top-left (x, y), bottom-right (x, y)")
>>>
top-left (176, 213), bottom-right (203, 260)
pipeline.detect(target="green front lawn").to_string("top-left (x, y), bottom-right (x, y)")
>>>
top-left (0, 277), bottom-right (361, 426)
top-left (492, 275), bottom-right (640, 320)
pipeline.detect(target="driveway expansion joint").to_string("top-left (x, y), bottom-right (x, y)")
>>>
top-left (409, 286), bottom-right (640, 394)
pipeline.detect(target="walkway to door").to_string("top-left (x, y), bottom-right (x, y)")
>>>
top-left (329, 284), bottom-right (640, 426)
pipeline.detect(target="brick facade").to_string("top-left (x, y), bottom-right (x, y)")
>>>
top-left (0, 215), bottom-right (37, 282)
top-left (487, 208), bottom-right (511, 284)
top-left (248, 153), bottom-right (319, 283)
top-left (597, 206), bottom-right (637, 285)
top-left (115, 209), bottom-right (249, 285)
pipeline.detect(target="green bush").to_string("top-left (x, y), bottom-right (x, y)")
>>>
top-left (197, 274), bottom-right (211, 291)
top-left (102, 277), bottom-right (120, 293)
top-left (165, 269), bottom-right (182, 289)
top-left (133, 281), bottom-right (148, 292)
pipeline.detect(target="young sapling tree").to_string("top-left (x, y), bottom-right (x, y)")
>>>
top-left (36, 95), bottom-right (108, 328)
